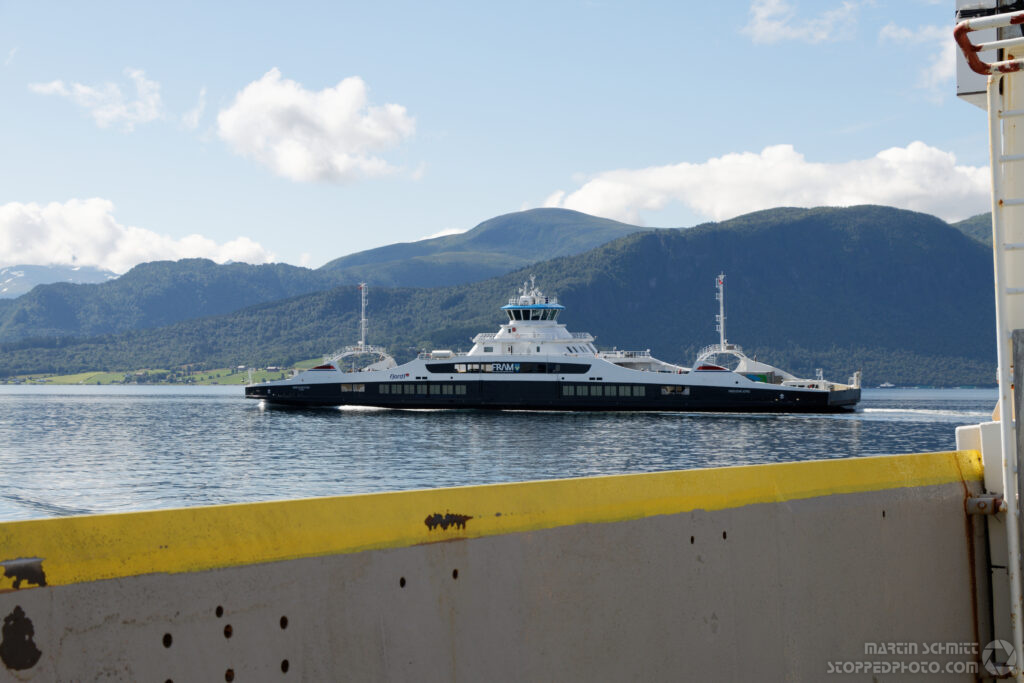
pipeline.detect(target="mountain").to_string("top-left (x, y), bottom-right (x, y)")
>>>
top-left (0, 264), bottom-right (119, 298)
top-left (317, 208), bottom-right (643, 287)
top-left (0, 208), bottom-right (643, 343)
top-left (951, 213), bottom-right (992, 246)
top-left (0, 259), bottom-right (344, 343)
top-left (0, 205), bottom-right (996, 386)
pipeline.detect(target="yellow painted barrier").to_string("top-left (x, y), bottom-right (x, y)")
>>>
top-left (0, 450), bottom-right (982, 591)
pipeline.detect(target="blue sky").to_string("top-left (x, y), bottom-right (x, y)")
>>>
top-left (0, 0), bottom-right (991, 272)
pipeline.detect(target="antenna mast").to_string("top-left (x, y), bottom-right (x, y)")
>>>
top-left (715, 273), bottom-right (727, 350)
top-left (358, 283), bottom-right (368, 350)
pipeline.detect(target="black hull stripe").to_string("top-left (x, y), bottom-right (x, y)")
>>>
top-left (245, 381), bottom-right (860, 413)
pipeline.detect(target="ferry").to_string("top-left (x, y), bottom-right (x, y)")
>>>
top-left (245, 275), bottom-right (861, 412)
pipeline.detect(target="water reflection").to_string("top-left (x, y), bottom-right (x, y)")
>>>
top-left (0, 385), bottom-right (997, 520)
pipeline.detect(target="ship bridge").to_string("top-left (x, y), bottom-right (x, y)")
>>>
top-left (468, 277), bottom-right (596, 355)
top-left (499, 276), bottom-right (566, 322)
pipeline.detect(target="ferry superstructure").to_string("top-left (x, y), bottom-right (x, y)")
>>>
top-left (245, 275), bottom-right (861, 412)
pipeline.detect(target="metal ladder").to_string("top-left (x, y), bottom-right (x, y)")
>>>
top-left (957, 10), bottom-right (1024, 680)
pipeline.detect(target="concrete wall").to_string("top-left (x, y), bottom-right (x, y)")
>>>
top-left (0, 451), bottom-right (990, 681)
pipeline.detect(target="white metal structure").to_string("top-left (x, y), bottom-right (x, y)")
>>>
top-left (695, 272), bottom-right (746, 366)
top-left (956, 10), bottom-right (1024, 680)
top-left (325, 282), bottom-right (396, 372)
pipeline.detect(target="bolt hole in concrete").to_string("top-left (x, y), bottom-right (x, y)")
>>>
top-left (399, 577), bottom-right (406, 588)
top-left (163, 633), bottom-right (172, 648)
top-left (882, 510), bottom-right (887, 518)
top-left (281, 659), bottom-right (290, 673)
top-left (452, 569), bottom-right (459, 580)
top-left (224, 624), bottom-right (233, 639)
top-left (280, 615), bottom-right (288, 630)
top-left (225, 669), bottom-right (235, 682)
top-left (722, 531), bottom-right (727, 540)
top-left (690, 536), bottom-right (694, 544)
top-left (216, 605), bottom-right (224, 618)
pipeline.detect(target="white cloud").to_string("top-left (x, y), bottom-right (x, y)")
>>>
top-left (879, 23), bottom-right (954, 100)
top-left (29, 68), bottom-right (163, 131)
top-left (742, 0), bottom-right (861, 44)
top-left (543, 142), bottom-right (989, 224)
top-left (217, 68), bottom-right (416, 183)
top-left (0, 199), bottom-right (275, 274)
top-left (182, 86), bottom-right (207, 130)
top-left (4, 47), bottom-right (17, 67)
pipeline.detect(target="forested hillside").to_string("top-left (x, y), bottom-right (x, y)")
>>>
top-left (0, 205), bottom-right (995, 386)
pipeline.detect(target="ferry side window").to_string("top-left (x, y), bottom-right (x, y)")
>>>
top-left (379, 384), bottom-right (388, 394)
top-left (483, 346), bottom-right (493, 353)
top-left (455, 384), bottom-right (466, 395)
top-left (605, 385), bottom-right (617, 397)
top-left (562, 385), bottom-right (573, 396)
top-left (591, 385), bottom-right (602, 397)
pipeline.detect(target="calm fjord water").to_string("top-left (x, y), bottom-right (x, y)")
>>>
top-left (0, 385), bottom-right (996, 521)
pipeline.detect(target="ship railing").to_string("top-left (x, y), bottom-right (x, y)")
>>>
top-left (472, 333), bottom-right (498, 342)
top-left (600, 349), bottom-right (652, 359)
top-left (571, 332), bottom-right (594, 340)
top-left (326, 344), bottom-right (392, 362)
top-left (506, 296), bottom-right (560, 306)
top-left (696, 343), bottom-right (744, 359)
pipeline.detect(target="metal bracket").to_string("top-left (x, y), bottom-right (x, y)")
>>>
top-left (967, 495), bottom-right (1008, 515)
